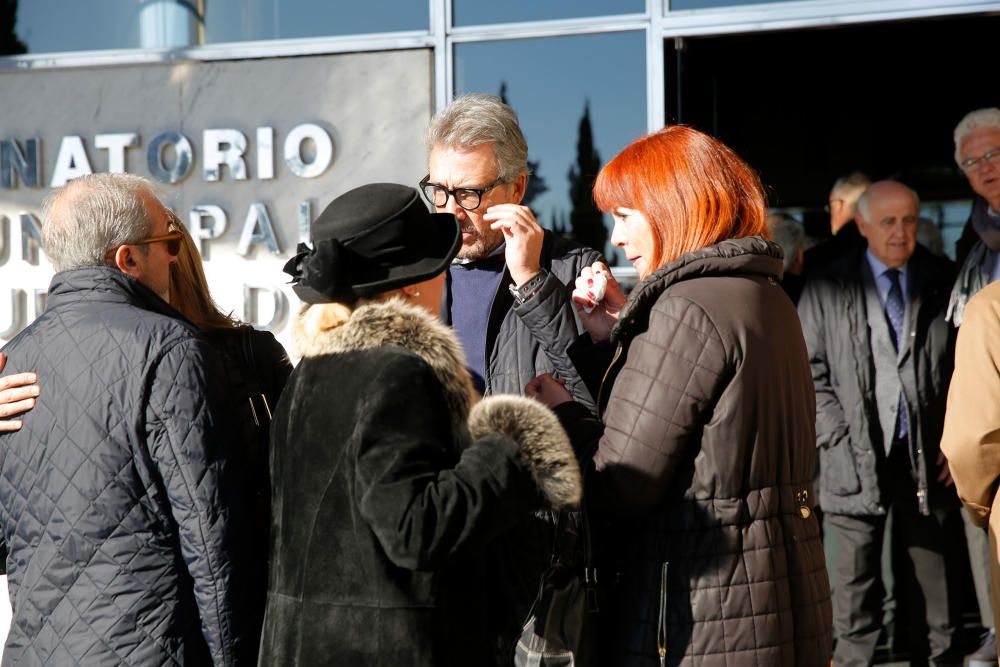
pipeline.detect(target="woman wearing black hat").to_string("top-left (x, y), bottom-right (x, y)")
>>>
top-left (259, 183), bottom-right (582, 666)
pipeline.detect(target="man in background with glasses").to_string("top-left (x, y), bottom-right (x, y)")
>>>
top-left (805, 171), bottom-right (870, 274)
top-left (423, 94), bottom-right (602, 664)
top-left (948, 108), bottom-right (1000, 326)
top-left (943, 107), bottom-right (1000, 667)
top-left (0, 173), bottom-right (242, 665)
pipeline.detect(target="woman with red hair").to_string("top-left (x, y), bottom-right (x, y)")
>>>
top-left (528, 126), bottom-right (832, 665)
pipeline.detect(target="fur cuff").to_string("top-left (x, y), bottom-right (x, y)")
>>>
top-left (469, 395), bottom-right (582, 510)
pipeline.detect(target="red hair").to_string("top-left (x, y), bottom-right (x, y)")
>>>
top-left (594, 126), bottom-right (768, 274)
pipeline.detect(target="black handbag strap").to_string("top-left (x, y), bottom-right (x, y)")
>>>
top-left (238, 325), bottom-right (272, 428)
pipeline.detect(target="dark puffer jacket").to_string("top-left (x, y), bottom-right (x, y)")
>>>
top-left (797, 244), bottom-right (956, 516)
top-left (556, 237), bottom-right (832, 666)
top-left (450, 230), bottom-right (603, 408)
top-left (259, 299), bottom-right (581, 667)
top-left (0, 268), bottom-right (240, 666)
top-left (442, 230), bottom-right (602, 659)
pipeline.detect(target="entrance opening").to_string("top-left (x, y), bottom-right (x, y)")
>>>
top-left (666, 13), bottom-right (1000, 253)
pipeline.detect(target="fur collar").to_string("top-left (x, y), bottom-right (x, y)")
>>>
top-left (293, 298), bottom-right (477, 423)
top-left (293, 297), bottom-right (582, 511)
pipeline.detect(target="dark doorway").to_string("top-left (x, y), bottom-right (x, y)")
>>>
top-left (665, 13), bottom-right (999, 242)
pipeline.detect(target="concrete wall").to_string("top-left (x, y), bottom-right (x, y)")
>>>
top-left (0, 48), bottom-right (433, 351)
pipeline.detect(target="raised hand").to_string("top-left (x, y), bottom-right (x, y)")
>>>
top-left (484, 204), bottom-right (544, 286)
top-left (571, 262), bottom-right (627, 342)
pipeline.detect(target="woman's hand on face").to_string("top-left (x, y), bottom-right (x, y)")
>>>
top-left (0, 352), bottom-right (40, 432)
top-left (525, 373), bottom-right (573, 409)
top-left (572, 262), bottom-right (626, 343)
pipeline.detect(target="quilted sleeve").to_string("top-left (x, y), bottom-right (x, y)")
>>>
top-left (355, 353), bottom-right (537, 571)
top-left (797, 280), bottom-right (850, 450)
top-left (588, 295), bottom-right (729, 512)
top-left (146, 339), bottom-right (238, 666)
top-left (513, 247), bottom-right (604, 410)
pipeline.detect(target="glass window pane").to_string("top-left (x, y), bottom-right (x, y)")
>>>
top-left (9, 0), bottom-right (428, 56)
top-left (669, 0), bottom-right (801, 10)
top-left (455, 31), bottom-right (646, 265)
top-left (204, 0), bottom-right (427, 44)
top-left (12, 1), bottom-right (139, 54)
top-left (453, 0), bottom-right (643, 27)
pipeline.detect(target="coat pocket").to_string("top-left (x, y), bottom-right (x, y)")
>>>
top-left (819, 437), bottom-right (861, 495)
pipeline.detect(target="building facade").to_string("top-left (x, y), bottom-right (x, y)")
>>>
top-left (0, 0), bottom-right (997, 346)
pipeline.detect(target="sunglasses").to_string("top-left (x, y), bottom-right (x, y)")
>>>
top-left (131, 230), bottom-right (183, 256)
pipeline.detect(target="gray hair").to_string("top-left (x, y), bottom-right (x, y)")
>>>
top-left (916, 217), bottom-right (945, 256)
top-left (830, 172), bottom-right (871, 215)
top-left (953, 108), bottom-right (1000, 165)
top-left (427, 93), bottom-right (530, 183)
top-left (767, 213), bottom-right (804, 272)
top-left (41, 173), bottom-right (156, 272)
top-left (855, 181), bottom-right (920, 223)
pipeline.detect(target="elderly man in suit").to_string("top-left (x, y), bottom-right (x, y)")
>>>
top-left (799, 180), bottom-right (963, 666)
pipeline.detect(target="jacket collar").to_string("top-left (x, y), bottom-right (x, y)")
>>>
top-left (294, 298), bottom-right (477, 422)
top-left (613, 236), bottom-right (783, 341)
top-left (46, 266), bottom-right (186, 322)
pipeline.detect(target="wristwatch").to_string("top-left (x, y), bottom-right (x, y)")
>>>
top-left (509, 269), bottom-right (549, 305)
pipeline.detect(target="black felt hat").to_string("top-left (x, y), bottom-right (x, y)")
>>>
top-left (283, 183), bottom-right (460, 303)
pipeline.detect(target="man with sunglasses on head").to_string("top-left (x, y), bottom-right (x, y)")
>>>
top-left (423, 94), bottom-right (602, 663)
top-left (0, 173), bottom-right (242, 665)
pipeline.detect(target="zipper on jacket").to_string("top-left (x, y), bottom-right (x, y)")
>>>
top-left (657, 561), bottom-right (669, 666)
top-left (596, 342), bottom-right (623, 414)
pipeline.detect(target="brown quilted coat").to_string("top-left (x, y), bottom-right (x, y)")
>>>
top-left (556, 237), bottom-right (832, 666)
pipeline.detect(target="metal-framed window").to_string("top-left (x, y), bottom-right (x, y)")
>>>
top-left (4, 0), bottom-right (998, 126)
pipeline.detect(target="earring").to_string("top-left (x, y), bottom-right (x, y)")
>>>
top-left (413, 290), bottom-right (421, 298)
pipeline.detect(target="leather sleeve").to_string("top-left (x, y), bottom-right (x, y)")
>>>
top-left (513, 247), bottom-right (604, 411)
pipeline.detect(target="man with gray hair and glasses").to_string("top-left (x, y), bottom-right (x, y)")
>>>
top-left (422, 94), bottom-right (602, 663)
top-left (805, 171), bottom-right (871, 273)
top-left (0, 173), bottom-right (242, 665)
top-left (948, 108), bottom-right (1000, 325)
top-left (422, 93), bottom-right (602, 403)
top-left (943, 106), bottom-right (1000, 666)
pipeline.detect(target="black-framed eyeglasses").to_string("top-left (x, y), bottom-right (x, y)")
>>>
top-left (961, 148), bottom-right (1000, 173)
top-left (419, 175), bottom-right (506, 211)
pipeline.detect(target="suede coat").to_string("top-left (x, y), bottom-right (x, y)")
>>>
top-left (556, 237), bottom-right (832, 666)
top-left (941, 279), bottom-right (1000, 634)
top-left (259, 299), bottom-right (580, 667)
